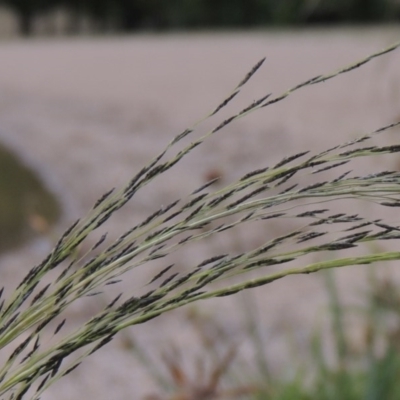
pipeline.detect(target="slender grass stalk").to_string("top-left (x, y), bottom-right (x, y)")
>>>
top-left (1, 40), bottom-right (400, 399)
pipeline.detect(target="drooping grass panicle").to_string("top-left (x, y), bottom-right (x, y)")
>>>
top-left (1, 41), bottom-right (400, 399)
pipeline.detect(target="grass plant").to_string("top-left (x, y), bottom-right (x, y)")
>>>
top-left (138, 269), bottom-right (400, 399)
top-left (1, 40), bottom-right (400, 399)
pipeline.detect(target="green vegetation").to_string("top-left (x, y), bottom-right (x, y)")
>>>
top-left (135, 270), bottom-right (400, 399)
top-left (0, 41), bottom-right (400, 399)
top-left (0, 143), bottom-right (60, 253)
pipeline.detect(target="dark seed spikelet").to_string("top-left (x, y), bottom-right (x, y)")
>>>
top-left (54, 319), bottom-right (67, 335)
top-left (296, 209), bottom-right (329, 218)
top-left (236, 57), bottom-right (266, 88)
top-left (147, 264), bottom-right (175, 285)
top-left (30, 284), bottom-right (51, 306)
top-left (211, 90), bottom-right (239, 116)
top-left (312, 160), bottom-right (350, 174)
top-left (227, 186), bottom-right (268, 210)
top-left (278, 184), bottom-right (298, 194)
top-left (297, 231), bottom-right (327, 243)
top-left (239, 166), bottom-right (269, 182)
top-left (93, 188), bottom-right (115, 209)
top-left (192, 178), bottom-right (219, 195)
top-left (170, 129), bottom-right (193, 145)
top-left (274, 151), bottom-right (310, 169)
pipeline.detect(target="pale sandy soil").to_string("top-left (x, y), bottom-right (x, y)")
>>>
top-left (1, 28), bottom-right (400, 399)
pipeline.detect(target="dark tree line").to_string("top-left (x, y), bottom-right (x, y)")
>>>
top-left (1, 0), bottom-right (400, 36)
top-left (1, 0), bottom-right (51, 35)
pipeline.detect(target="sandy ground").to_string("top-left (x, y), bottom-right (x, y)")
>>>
top-left (1, 28), bottom-right (400, 399)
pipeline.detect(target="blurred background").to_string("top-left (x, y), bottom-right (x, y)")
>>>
top-left (1, 1), bottom-right (400, 399)
top-left (1, 0), bottom-right (400, 36)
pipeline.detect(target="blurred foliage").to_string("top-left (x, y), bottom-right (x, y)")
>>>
top-left (0, 144), bottom-right (60, 253)
top-left (136, 270), bottom-right (400, 400)
top-left (0, 0), bottom-right (399, 36)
